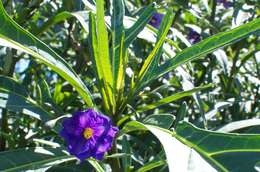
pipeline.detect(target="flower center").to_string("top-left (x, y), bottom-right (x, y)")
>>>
top-left (151, 18), bottom-right (157, 23)
top-left (83, 128), bottom-right (93, 139)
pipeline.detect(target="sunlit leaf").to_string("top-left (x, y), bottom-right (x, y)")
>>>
top-left (0, 1), bottom-right (94, 107)
top-left (139, 18), bottom-right (260, 90)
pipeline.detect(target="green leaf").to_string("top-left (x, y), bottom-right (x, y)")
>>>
top-left (137, 84), bottom-right (212, 112)
top-left (96, 0), bottom-right (113, 86)
top-left (35, 11), bottom-right (90, 35)
top-left (137, 9), bottom-right (174, 85)
top-left (124, 3), bottom-right (155, 47)
top-left (47, 162), bottom-right (93, 172)
top-left (88, 0), bottom-right (114, 112)
top-left (38, 79), bottom-right (52, 103)
top-left (35, 3), bottom-right (154, 52)
top-left (121, 121), bottom-right (216, 172)
top-left (119, 121), bottom-right (147, 136)
top-left (137, 150), bottom-right (166, 172)
top-left (0, 76), bottom-right (52, 121)
top-left (176, 121), bottom-right (260, 171)
top-left (174, 102), bottom-right (188, 127)
top-left (38, 79), bottom-right (64, 115)
top-left (88, 13), bottom-right (113, 113)
top-left (88, 159), bottom-right (105, 172)
top-left (140, 18), bottom-right (260, 89)
top-left (0, 147), bottom-right (75, 171)
top-left (137, 160), bottom-right (166, 172)
top-left (0, 1), bottom-right (94, 107)
top-left (48, 159), bottom-right (104, 172)
top-left (216, 119), bottom-right (260, 133)
top-left (142, 114), bottom-right (175, 129)
top-left (122, 120), bottom-right (260, 171)
top-left (121, 136), bottom-right (132, 171)
top-left (82, 0), bottom-right (96, 12)
top-left (115, 33), bottom-right (127, 96)
top-left (111, 0), bottom-right (125, 92)
top-left (105, 153), bottom-right (131, 159)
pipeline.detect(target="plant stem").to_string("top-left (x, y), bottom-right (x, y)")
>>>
top-left (210, 0), bottom-right (217, 24)
top-left (0, 48), bottom-right (17, 151)
top-left (0, 109), bottom-right (8, 151)
top-left (226, 45), bottom-right (241, 93)
top-left (172, 8), bottom-right (181, 27)
top-left (108, 140), bottom-right (122, 172)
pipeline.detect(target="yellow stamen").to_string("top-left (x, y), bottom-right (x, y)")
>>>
top-left (83, 128), bottom-right (93, 139)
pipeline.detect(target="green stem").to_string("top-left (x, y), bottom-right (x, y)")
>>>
top-left (108, 140), bottom-right (122, 172)
top-left (210, 0), bottom-right (217, 24)
top-left (0, 109), bottom-right (8, 151)
top-left (0, 48), bottom-right (17, 150)
top-left (226, 46), bottom-right (241, 93)
top-left (172, 8), bottom-right (181, 27)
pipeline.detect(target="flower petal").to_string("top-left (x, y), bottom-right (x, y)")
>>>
top-left (93, 126), bottom-right (105, 137)
top-left (67, 136), bottom-right (86, 154)
top-left (108, 127), bottom-right (118, 138)
top-left (62, 118), bottom-right (83, 136)
top-left (93, 152), bottom-right (105, 160)
top-left (60, 108), bottom-right (118, 161)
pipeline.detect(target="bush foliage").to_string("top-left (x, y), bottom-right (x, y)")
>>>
top-left (0, 0), bottom-right (259, 171)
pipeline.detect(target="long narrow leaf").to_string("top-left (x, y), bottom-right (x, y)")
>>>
top-left (0, 147), bottom-right (75, 171)
top-left (0, 76), bottom-right (52, 121)
top-left (88, 13), bottom-right (112, 113)
top-left (139, 18), bottom-right (260, 90)
top-left (96, 0), bottom-right (113, 85)
top-left (112, 0), bottom-right (126, 95)
top-left (138, 9), bottom-right (173, 78)
top-left (0, 2), bottom-right (94, 107)
top-left (116, 33), bottom-right (127, 94)
top-left (137, 84), bottom-right (212, 113)
top-left (95, 0), bottom-right (114, 112)
top-left (217, 119), bottom-right (260, 133)
top-left (137, 9), bottom-right (174, 89)
top-left (88, 159), bottom-right (105, 172)
top-left (124, 3), bottom-right (155, 47)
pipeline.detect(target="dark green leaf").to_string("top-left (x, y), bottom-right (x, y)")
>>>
top-left (142, 114), bottom-right (175, 129)
top-left (0, 147), bottom-right (74, 172)
top-left (124, 3), bottom-right (155, 47)
top-left (112, 0), bottom-right (125, 89)
top-left (0, 76), bottom-right (52, 121)
top-left (176, 121), bottom-right (260, 171)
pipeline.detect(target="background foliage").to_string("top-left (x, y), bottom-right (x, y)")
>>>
top-left (0, 0), bottom-right (259, 171)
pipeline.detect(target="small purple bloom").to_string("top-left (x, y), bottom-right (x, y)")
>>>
top-left (60, 109), bottom-right (118, 161)
top-left (149, 12), bottom-right (164, 29)
top-left (217, 0), bottom-right (232, 8)
top-left (188, 30), bottom-right (201, 44)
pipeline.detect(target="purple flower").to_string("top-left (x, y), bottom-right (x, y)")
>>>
top-left (217, 0), bottom-right (232, 8)
top-left (188, 30), bottom-right (201, 44)
top-left (60, 109), bottom-right (118, 161)
top-left (149, 12), bottom-right (164, 29)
